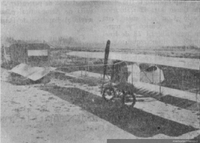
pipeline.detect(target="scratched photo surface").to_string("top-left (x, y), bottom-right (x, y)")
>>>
top-left (1, 0), bottom-right (200, 143)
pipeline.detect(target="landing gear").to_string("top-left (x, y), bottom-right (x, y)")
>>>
top-left (102, 84), bottom-right (136, 108)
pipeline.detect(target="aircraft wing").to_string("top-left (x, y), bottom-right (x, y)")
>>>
top-left (67, 51), bottom-right (200, 70)
top-left (10, 63), bottom-right (56, 81)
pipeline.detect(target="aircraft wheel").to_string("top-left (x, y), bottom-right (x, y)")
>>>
top-left (102, 87), bottom-right (116, 101)
top-left (122, 91), bottom-right (136, 108)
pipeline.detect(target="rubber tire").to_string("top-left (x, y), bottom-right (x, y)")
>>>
top-left (102, 87), bottom-right (116, 101)
top-left (122, 91), bottom-right (136, 108)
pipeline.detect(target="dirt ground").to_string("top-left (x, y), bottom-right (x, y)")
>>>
top-left (1, 68), bottom-right (200, 143)
top-left (1, 69), bottom-right (137, 143)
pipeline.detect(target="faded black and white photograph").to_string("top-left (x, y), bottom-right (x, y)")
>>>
top-left (1, 0), bottom-right (200, 143)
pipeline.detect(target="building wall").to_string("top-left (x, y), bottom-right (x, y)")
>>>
top-left (9, 44), bottom-right (28, 64)
top-left (8, 43), bottom-right (50, 66)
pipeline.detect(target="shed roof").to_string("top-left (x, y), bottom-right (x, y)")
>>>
top-left (9, 43), bottom-right (50, 50)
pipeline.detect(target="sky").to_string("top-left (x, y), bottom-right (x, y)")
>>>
top-left (1, 0), bottom-right (200, 48)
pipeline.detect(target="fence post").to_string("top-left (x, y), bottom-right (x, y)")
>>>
top-left (85, 58), bottom-right (87, 76)
top-left (181, 70), bottom-right (183, 90)
top-left (198, 66), bottom-right (200, 128)
top-left (132, 64), bottom-right (133, 85)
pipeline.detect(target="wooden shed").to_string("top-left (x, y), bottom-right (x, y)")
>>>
top-left (8, 43), bottom-right (50, 67)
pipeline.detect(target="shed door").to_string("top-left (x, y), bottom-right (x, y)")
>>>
top-left (27, 50), bottom-right (48, 56)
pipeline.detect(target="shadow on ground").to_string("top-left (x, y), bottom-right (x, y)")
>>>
top-left (136, 88), bottom-right (199, 110)
top-left (40, 85), bottom-right (197, 138)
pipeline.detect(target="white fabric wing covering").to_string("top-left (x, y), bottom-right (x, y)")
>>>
top-left (127, 64), bottom-right (140, 83)
top-left (127, 64), bottom-right (165, 84)
top-left (10, 63), bottom-right (55, 81)
top-left (140, 66), bottom-right (165, 84)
